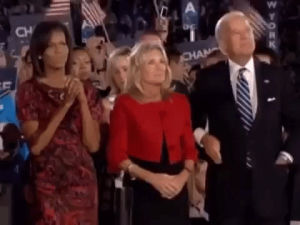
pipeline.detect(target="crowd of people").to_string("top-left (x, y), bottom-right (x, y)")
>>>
top-left (2, 6), bottom-right (300, 225)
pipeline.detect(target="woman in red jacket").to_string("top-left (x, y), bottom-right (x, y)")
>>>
top-left (108, 42), bottom-right (197, 225)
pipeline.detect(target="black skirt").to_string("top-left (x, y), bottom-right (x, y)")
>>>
top-left (129, 151), bottom-right (190, 225)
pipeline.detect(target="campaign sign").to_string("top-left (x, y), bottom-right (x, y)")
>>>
top-left (182, 0), bottom-right (199, 30)
top-left (8, 14), bottom-right (74, 67)
top-left (0, 68), bottom-right (17, 94)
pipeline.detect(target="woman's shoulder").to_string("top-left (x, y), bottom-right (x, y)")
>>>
top-left (17, 78), bottom-right (37, 95)
top-left (18, 78), bottom-right (35, 88)
top-left (169, 92), bottom-right (189, 105)
top-left (114, 94), bottom-right (134, 106)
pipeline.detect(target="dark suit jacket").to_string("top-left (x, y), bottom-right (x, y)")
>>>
top-left (190, 60), bottom-right (300, 221)
top-left (171, 80), bottom-right (190, 96)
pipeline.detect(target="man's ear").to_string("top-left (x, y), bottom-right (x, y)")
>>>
top-left (218, 41), bottom-right (228, 56)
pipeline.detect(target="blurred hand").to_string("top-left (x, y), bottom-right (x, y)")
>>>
top-left (148, 173), bottom-right (179, 199)
top-left (101, 98), bottom-right (113, 124)
top-left (75, 79), bottom-right (86, 104)
top-left (201, 134), bottom-right (222, 164)
top-left (86, 36), bottom-right (106, 68)
top-left (105, 42), bottom-right (116, 55)
top-left (64, 77), bottom-right (81, 107)
top-left (275, 153), bottom-right (293, 166)
top-left (0, 151), bottom-right (10, 160)
top-left (168, 173), bottom-right (189, 197)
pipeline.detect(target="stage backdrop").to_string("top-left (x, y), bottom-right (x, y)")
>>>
top-left (8, 14), bottom-right (73, 68)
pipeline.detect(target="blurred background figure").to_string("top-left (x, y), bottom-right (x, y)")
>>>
top-left (97, 46), bottom-right (131, 225)
top-left (167, 47), bottom-right (190, 96)
top-left (155, 17), bottom-right (169, 44)
top-left (16, 49), bottom-right (33, 85)
top-left (86, 33), bottom-right (115, 98)
top-left (254, 42), bottom-right (280, 66)
top-left (201, 49), bottom-right (226, 68)
top-left (138, 29), bottom-right (163, 44)
top-left (103, 46), bottom-right (131, 123)
top-left (71, 47), bottom-right (93, 81)
top-left (0, 49), bottom-right (7, 68)
top-left (186, 64), bottom-right (201, 92)
top-left (188, 159), bottom-right (209, 225)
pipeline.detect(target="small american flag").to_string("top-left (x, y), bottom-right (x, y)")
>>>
top-left (82, 0), bottom-right (106, 28)
top-left (45, 0), bottom-right (70, 17)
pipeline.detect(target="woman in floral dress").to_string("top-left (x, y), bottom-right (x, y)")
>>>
top-left (17, 21), bottom-right (101, 225)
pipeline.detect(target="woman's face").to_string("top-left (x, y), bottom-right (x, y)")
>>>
top-left (43, 30), bottom-right (69, 71)
top-left (112, 55), bottom-right (129, 91)
top-left (71, 50), bottom-right (92, 81)
top-left (140, 49), bottom-right (167, 87)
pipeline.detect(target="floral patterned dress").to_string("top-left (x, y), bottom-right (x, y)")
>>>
top-left (17, 79), bottom-right (102, 225)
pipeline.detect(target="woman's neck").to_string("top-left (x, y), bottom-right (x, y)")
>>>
top-left (139, 83), bottom-right (162, 103)
top-left (41, 67), bottom-right (66, 87)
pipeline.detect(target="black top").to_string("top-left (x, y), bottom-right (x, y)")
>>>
top-left (130, 136), bottom-right (183, 175)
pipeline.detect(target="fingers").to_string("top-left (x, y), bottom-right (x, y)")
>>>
top-left (212, 149), bottom-right (222, 164)
top-left (207, 145), bottom-right (222, 164)
top-left (163, 182), bottom-right (178, 196)
top-left (160, 185), bottom-right (177, 199)
top-left (68, 81), bottom-right (79, 98)
top-left (204, 135), bottom-right (222, 164)
top-left (65, 78), bottom-right (81, 98)
top-left (65, 77), bottom-right (72, 88)
top-left (0, 152), bottom-right (10, 160)
top-left (158, 174), bottom-right (181, 199)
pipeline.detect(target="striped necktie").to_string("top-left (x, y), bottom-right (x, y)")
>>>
top-left (236, 68), bottom-right (253, 168)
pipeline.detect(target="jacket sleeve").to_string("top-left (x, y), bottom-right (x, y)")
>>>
top-left (281, 70), bottom-right (300, 165)
top-left (107, 97), bottom-right (129, 173)
top-left (180, 95), bottom-right (198, 161)
top-left (190, 70), bottom-right (212, 161)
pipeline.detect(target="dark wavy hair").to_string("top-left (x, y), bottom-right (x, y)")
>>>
top-left (30, 21), bottom-right (72, 77)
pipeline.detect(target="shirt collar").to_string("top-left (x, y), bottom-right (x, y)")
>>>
top-left (229, 57), bottom-right (254, 77)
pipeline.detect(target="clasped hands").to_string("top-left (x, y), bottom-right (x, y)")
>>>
top-left (148, 172), bottom-right (187, 200)
top-left (64, 77), bottom-right (86, 107)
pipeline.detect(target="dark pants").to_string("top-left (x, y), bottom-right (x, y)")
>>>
top-left (212, 218), bottom-right (287, 225)
top-left (210, 170), bottom-right (287, 225)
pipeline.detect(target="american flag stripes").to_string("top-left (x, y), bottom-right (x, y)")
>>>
top-left (81, 0), bottom-right (106, 28)
top-left (45, 0), bottom-right (70, 16)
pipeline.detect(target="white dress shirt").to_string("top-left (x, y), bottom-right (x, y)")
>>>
top-left (229, 57), bottom-right (257, 118)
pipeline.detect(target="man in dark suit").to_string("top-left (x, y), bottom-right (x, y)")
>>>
top-left (191, 11), bottom-right (300, 225)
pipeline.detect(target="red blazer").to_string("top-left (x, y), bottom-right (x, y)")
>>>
top-left (108, 93), bottom-right (198, 172)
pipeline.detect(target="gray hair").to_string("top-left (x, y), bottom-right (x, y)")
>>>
top-left (215, 11), bottom-right (251, 55)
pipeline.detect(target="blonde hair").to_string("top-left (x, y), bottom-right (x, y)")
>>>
top-left (106, 46), bottom-right (131, 94)
top-left (126, 42), bottom-right (172, 99)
